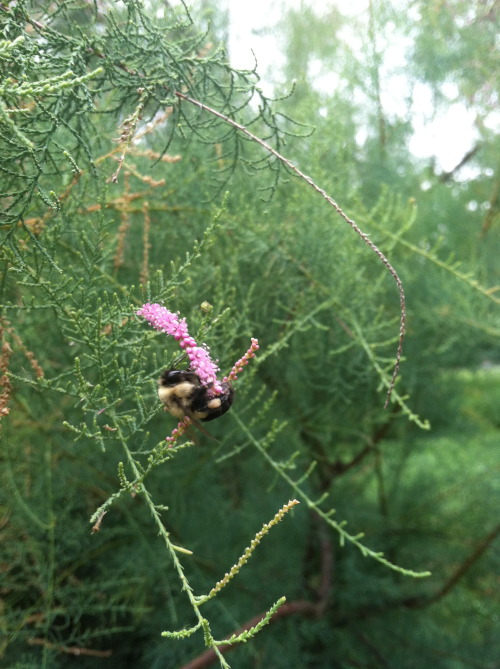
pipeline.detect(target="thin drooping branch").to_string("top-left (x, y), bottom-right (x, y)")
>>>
top-left (180, 521), bottom-right (333, 669)
top-left (175, 91), bottom-right (406, 408)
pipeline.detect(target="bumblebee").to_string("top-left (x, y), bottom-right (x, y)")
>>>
top-left (158, 369), bottom-right (234, 423)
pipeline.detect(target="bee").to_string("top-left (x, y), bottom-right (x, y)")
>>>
top-left (158, 369), bottom-right (234, 430)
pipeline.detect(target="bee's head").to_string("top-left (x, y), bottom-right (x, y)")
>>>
top-left (159, 369), bottom-right (201, 388)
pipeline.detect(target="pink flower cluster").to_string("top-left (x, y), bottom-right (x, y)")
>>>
top-left (137, 303), bottom-right (222, 390)
top-left (166, 416), bottom-right (192, 444)
top-left (224, 338), bottom-right (260, 382)
top-left (138, 304), bottom-right (260, 446)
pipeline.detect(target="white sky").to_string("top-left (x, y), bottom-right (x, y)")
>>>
top-left (223, 0), bottom-right (480, 173)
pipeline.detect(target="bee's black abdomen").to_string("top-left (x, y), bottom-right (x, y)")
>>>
top-left (158, 369), bottom-right (234, 423)
top-left (195, 382), bottom-right (234, 422)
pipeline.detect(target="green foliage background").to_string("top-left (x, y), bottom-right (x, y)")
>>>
top-left (1, 1), bottom-right (499, 668)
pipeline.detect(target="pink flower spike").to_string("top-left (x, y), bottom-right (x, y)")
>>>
top-left (137, 303), bottom-right (187, 338)
top-left (224, 338), bottom-right (259, 383)
top-left (137, 303), bottom-right (221, 387)
top-left (166, 417), bottom-right (192, 446)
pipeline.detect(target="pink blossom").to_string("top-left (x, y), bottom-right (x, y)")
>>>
top-left (166, 417), bottom-right (192, 446)
top-left (138, 306), bottom-right (260, 429)
top-left (137, 304), bottom-right (221, 389)
top-left (224, 338), bottom-right (259, 382)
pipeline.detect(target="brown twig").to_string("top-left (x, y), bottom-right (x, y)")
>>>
top-left (480, 177), bottom-right (499, 238)
top-left (348, 523), bottom-right (500, 625)
top-left (438, 145), bottom-right (479, 183)
top-left (27, 637), bottom-right (112, 658)
top-left (424, 521), bottom-right (500, 606)
top-left (140, 200), bottom-right (151, 285)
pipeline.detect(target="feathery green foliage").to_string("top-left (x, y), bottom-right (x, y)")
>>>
top-left (1, 1), bottom-right (499, 667)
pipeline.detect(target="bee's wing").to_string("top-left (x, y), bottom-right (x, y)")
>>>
top-left (183, 409), bottom-right (219, 443)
